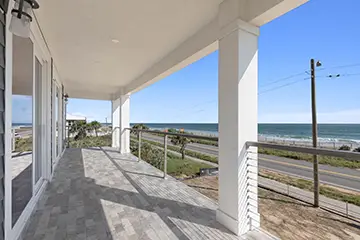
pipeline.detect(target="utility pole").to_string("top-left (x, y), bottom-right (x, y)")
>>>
top-left (311, 59), bottom-right (321, 207)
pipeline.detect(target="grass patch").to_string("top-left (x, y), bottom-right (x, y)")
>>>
top-left (148, 132), bottom-right (218, 146)
top-left (259, 148), bottom-right (360, 169)
top-left (68, 134), bottom-right (112, 148)
top-left (259, 170), bottom-right (360, 206)
top-left (15, 137), bottom-right (32, 152)
top-left (166, 157), bottom-right (212, 177)
top-left (133, 136), bottom-right (218, 163)
top-left (130, 139), bottom-right (213, 178)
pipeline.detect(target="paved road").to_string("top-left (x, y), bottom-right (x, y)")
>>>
top-left (142, 133), bottom-right (360, 192)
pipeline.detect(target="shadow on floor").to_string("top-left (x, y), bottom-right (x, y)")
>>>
top-left (24, 147), bottom-right (235, 239)
top-left (24, 149), bottom-right (114, 239)
top-left (99, 147), bottom-right (233, 239)
top-left (12, 163), bottom-right (32, 226)
top-left (12, 151), bottom-right (32, 158)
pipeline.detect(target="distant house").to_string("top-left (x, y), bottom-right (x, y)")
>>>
top-left (66, 114), bottom-right (86, 122)
top-left (66, 114), bottom-right (87, 138)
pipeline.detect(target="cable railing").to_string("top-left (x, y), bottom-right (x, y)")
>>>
top-left (127, 128), bottom-right (360, 220)
top-left (247, 141), bottom-right (360, 160)
top-left (65, 126), bottom-right (360, 220)
top-left (127, 128), bottom-right (218, 178)
top-left (248, 141), bottom-right (360, 220)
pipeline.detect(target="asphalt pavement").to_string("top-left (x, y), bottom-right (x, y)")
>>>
top-left (141, 133), bottom-right (360, 192)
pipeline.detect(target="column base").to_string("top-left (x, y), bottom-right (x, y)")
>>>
top-left (119, 149), bottom-right (130, 154)
top-left (216, 209), bottom-right (260, 236)
top-left (216, 209), bottom-right (240, 236)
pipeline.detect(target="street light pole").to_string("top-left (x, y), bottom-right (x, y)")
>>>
top-left (311, 58), bottom-right (320, 207)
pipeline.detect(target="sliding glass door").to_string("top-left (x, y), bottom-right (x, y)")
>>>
top-left (52, 78), bottom-right (63, 167)
top-left (33, 56), bottom-right (43, 192)
top-left (11, 36), bottom-right (49, 228)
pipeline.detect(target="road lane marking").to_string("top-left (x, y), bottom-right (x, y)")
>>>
top-left (259, 157), bottom-right (360, 181)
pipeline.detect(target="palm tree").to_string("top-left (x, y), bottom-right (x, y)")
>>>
top-left (171, 135), bottom-right (191, 159)
top-left (89, 121), bottom-right (102, 136)
top-left (131, 124), bottom-right (149, 136)
top-left (69, 120), bottom-right (87, 140)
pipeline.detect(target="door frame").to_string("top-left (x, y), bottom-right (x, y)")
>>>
top-left (52, 77), bottom-right (63, 166)
top-left (32, 42), bottom-right (48, 195)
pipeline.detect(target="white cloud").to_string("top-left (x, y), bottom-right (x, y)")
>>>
top-left (259, 109), bottom-right (360, 123)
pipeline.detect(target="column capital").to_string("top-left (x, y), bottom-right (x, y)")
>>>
top-left (218, 0), bottom-right (307, 29)
top-left (218, 18), bottom-right (259, 41)
top-left (111, 93), bottom-right (131, 101)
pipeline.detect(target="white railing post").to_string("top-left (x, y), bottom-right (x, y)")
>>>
top-left (11, 129), bottom-right (15, 152)
top-left (163, 135), bottom-right (167, 179)
top-left (138, 131), bottom-right (141, 162)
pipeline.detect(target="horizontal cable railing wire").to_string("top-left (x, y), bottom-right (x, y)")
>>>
top-left (125, 128), bottom-right (360, 220)
top-left (126, 128), bottom-right (218, 141)
top-left (247, 141), bottom-right (360, 160)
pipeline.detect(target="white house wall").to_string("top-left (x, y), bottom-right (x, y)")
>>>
top-left (4, 3), bottom-right (66, 239)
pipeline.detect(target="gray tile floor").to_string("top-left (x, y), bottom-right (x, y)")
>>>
top-left (22, 147), bottom-right (265, 240)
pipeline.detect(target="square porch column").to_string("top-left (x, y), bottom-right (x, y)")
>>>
top-left (216, 19), bottom-right (260, 236)
top-left (112, 95), bottom-right (130, 153)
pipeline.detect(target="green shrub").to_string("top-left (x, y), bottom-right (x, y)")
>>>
top-left (353, 147), bottom-right (360, 153)
top-left (338, 145), bottom-right (351, 151)
top-left (15, 137), bottom-right (32, 152)
top-left (130, 139), bottom-right (212, 177)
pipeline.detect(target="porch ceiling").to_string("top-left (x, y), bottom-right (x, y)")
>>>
top-left (34, 0), bottom-right (308, 100)
top-left (35, 0), bottom-right (223, 100)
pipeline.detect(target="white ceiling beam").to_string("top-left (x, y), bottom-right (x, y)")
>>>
top-left (123, 19), bottom-right (219, 95)
top-left (67, 89), bottom-right (111, 101)
top-left (122, 0), bottom-right (308, 96)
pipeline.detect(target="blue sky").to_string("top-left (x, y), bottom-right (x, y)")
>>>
top-left (13, 0), bottom-right (360, 124)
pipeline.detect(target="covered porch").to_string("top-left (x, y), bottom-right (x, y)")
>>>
top-left (3, 0), bottom-right (310, 239)
top-left (21, 147), bottom-right (271, 240)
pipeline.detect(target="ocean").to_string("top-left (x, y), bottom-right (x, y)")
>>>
top-left (14, 122), bottom-right (360, 143)
top-left (130, 123), bottom-right (360, 143)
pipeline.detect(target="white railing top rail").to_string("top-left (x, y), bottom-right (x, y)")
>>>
top-left (126, 128), bottom-right (360, 160)
top-left (125, 128), bottom-right (218, 141)
top-left (247, 141), bottom-right (360, 160)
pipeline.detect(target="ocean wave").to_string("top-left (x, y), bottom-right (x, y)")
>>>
top-left (258, 134), bottom-right (360, 143)
top-left (147, 127), bottom-right (360, 144)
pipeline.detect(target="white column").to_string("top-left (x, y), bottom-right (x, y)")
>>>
top-left (112, 95), bottom-right (130, 153)
top-left (216, 19), bottom-right (260, 236)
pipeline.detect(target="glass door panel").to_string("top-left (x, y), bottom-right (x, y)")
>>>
top-left (11, 36), bottom-right (34, 226)
top-left (55, 86), bottom-right (59, 158)
top-left (34, 57), bottom-right (43, 189)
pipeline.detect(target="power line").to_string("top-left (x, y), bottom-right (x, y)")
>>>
top-left (260, 63), bottom-right (360, 88)
top-left (317, 72), bottom-right (360, 78)
top-left (317, 63), bottom-right (360, 72)
top-left (259, 71), bottom-right (360, 96)
top-left (259, 71), bottom-right (306, 88)
top-left (173, 99), bottom-right (216, 114)
top-left (339, 72), bottom-right (360, 77)
top-left (258, 78), bottom-right (308, 95)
